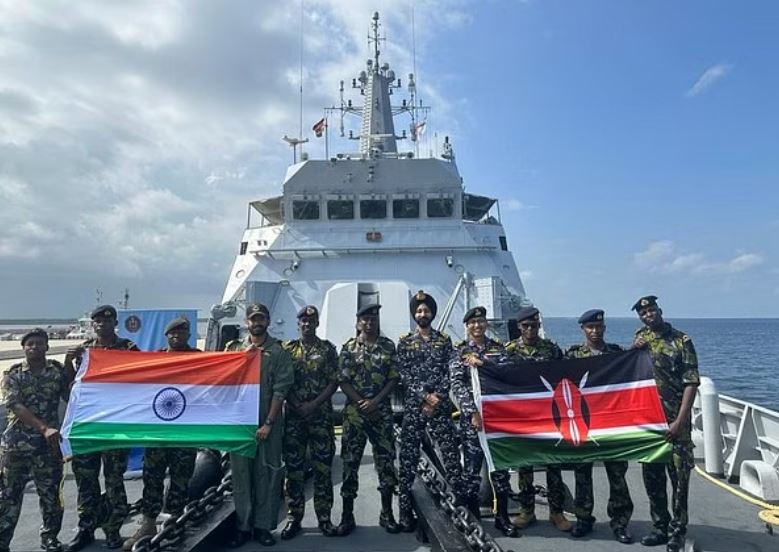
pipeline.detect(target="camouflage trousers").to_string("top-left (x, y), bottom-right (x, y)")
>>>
top-left (141, 447), bottom-right (196, 518)
top-left (573, 461), bottom-right (633, 529)
top-left (340, 404), bottom-right (397, 499)
top-left (517, 464), bottom-right (565, 515)
top-left (283, 411), bottom-right (335, 521)
top-left (642, 442), bottom-right (693, 538)
top-left (398, 403), bottom-right (465, 512)
top-left (458, 414), bottom-right (511, 499)
top-left (72, 449), bottom-right (129, 534)
top-left (0, 448), bottom-right (63, 548)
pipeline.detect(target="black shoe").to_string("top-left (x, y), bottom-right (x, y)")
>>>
top-left (379, 511), bottom-right (400, 534)
top-left (318, 519), bottom-right (337, 537)
top-left (641, 531), bottom-right (668, 547)
top-left (65, 529), bottom-right (94, 552)
top-left (398, 510), bottom-right (417, 533)
top-left (571, 520), bottom-right (593, 538)
top-left (666, 534), bottom-right (683, 552)
top-left (336, 513), bottom-right (356, 536)
top-left (494, 516), bottom-right (521, 538)
top-left (226, 530), bottom-right (251, 548)
top-left (254, 529), bottom-right (275, 547)
top-left (280, 518), bottom-right (302, 540)
top-left (614, 526), bottom-right (634, 544)
top-left (104, 532), bottom-right (123, 550)
top-left (40, 536), bottom-right (63, 552)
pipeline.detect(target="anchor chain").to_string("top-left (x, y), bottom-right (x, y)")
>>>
top-left (130, 455), bottom-right (232, 552)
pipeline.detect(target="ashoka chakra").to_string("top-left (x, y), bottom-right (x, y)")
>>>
top-left (153, 387), bottom-right (186, 421)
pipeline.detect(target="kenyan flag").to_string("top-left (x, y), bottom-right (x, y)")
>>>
top-left (474, 349), bottom-right (671, 470)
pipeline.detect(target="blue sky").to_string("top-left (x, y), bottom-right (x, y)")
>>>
top-left (0, 1), bottom-right (776, 318)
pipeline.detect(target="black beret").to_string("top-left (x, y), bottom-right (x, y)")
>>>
top-left (356, 304), bottom-right (381, 317)
top-left (631, 295), bottom-right (659, 312)
top-left (578, 309), bottom-right (605, 325)
top-left (297, 305), bottom-right (319, 319)
top-left (516, 306), bottom-right (540, 323)
top-left (409, 290), bottom-right (437, 318)
top-left (246, 303), bottom-right (269, 319)
top-left (165, 316), bottom-right (190, 334)
top-left (21, 327), bottom-right (48, 346)
top-left (463, 306), bottom-right (487, 324)
top-left (91, 304), bottom-right (117, 320)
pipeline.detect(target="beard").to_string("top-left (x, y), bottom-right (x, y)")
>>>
top-left (249, 325), bottom-right (267, 336)
top-left (416, 316), bottom-right (432, 328)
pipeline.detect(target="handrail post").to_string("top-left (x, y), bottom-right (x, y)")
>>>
top-left (699, 376), bottom-right (724, 477)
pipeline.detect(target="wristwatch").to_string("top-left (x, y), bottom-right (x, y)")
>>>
top-left (263, 419), bottom-right (274, 427)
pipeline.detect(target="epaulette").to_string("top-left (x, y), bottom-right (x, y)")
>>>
top-left (567, 344), bottom-right (585, 352)
top-left (281, 339), bottom-right (296, 350)
top-left (398, 331), bottom-right (412, 340)
top-left (454, 339), bottom-right (467, 348)
top-left (50, 359), bottom-right (64, 368)
top-left (224, 339), bottom-right (241, 350)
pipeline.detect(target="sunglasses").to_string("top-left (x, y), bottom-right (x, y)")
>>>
top-left (519, 322), bottom-right (540, 329)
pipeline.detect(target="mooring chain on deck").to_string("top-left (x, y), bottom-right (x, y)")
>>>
top-left (416, 455), bottom-right (507, 552)
top-left (130, 455), bottom-right (232, 552)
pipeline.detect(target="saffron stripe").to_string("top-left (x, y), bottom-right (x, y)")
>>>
top-left (82, 350), bottom-right (260, 385)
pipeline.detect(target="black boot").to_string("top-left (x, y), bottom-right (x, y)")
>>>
top-left (379, 491), bottom-right (400, 534)
top-left (318, 518), bottom-right (337, 537)
top-left (336, 498), bottom-right (356, 536)
top-left (494, 494), bottom-right (520, 538)
top-left (640, 530), bottom-right (668, 546)
top-left (666, 534), bottom-right (683, 552)
top-left (280, 517), bottom-right (302, 540)
top-left (466, 496), bottom-right (481, 520)
top-left (65, 529), bottom-right (94, 552)
top-left (40, 536), bottom-right (63, 552)
top-left (398, 506), bottom-right (417, 533)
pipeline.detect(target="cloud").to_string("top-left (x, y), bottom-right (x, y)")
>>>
top-left (686, 63), bottom-right (733, 97)
top-left (633, 241), bottom-right (764, 275)
top-left (0, 0), bottom-right (473, 316)
top-left (503, 198), bottom-right (536, 211)
top-left (519, 270), bottom-right (534, 281)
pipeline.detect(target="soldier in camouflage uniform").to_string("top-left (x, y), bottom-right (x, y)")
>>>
top-left (505, 306), bottom-right (572, 532)
top-left (279, 305), bottom-right (339, 540)
top-left (395, 291), bottom-right (465, 533)
top-left (0, 329), bottom-right (69, 552)
top-left (64, 305), bottom-right (140, 551)
top-left (336, 304), bottom-right (400, 536)
top-left (450, 306), bottom-right (520, 538)
top-left (122, 317), bottom-right (199, 550)
top-left (632, 296), bottom-right (699, 552)
top-left (565, 309), bottom-right (634, 544)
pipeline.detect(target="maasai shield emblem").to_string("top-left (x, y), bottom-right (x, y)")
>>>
top-left (541, 372), bottom-right (591, 446)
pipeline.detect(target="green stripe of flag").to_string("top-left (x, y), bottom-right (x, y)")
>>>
top-left (67, 422), bottom-right (257, 457)
top-left (487, 430), bottom-right (671, 470)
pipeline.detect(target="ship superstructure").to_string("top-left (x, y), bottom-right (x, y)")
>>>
top-left (209, 13), bottom-right (530, 347)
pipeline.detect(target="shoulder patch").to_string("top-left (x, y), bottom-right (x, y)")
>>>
top-left (682, 334), bottom-right (690, 342)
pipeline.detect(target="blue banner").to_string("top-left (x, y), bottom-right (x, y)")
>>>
top-left (117, 309), bottom-right (198, 352)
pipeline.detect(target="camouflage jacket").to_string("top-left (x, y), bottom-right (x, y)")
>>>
top-left (282, 337), bottom-right (338, 406)
top-left (450, 338), bottom-right (506, 416)
top-left (76, 335), bottom-right (139, 370)
top-left (2, 359), bottom-right (69, 452)
top-left (505, 337), bottom-right (563, 361)
top-left (635, 323), bottom-right (700, 423)
top-left (396, 329), bottom-right (454, 407)
top-left (225, 335), bottom-right (294, 421)
top-left (565, 342), bottom-right (623, 359)
top-left (338, 335), bottom-right (399, 405)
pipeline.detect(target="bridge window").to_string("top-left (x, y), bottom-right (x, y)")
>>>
top-left (327, 199), bottom-right (354, 220)
top-left (360, 199), bottom-right (387, 219)
top-left (392, 198), bottom-right (420, 218)
top-left (427, 197), bottom-right (454, 218)
top-left (292, 200), bottom-right (320, 220)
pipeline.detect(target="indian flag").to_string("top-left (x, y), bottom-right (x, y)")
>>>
top-left (61, 349), bottom-right (260, 457)
top-left (474, 349), bottom-right (671, 471)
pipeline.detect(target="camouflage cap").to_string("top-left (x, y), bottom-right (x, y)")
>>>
top-left (21, 327), bottom-right (49, 346)
top-left (356, 304), bottom-right (381, 317)
top-left (463, 306), bottom-right (487, 324)
top-left (297, 305), bottom-right (319, 319)
top-left (164, 316), bottom-right (190, 334)
top-left (516, 306), bottom-right (540, 323)
top-left (409, 290), bottom-right (438, 318)
top-left (91, 304), bottom-right (117, 320)
top-left (578, 309), bottom-right (605, 325)
top-left (631, 295), bottom-right (658, 312)
top-left (246, 303), bottom-right (270, 319)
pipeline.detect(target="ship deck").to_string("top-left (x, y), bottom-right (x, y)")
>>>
top-left (9, 451), bottom-right (775, 552)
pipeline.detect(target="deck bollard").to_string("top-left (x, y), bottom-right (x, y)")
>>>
top-left (699, 377), bottom-right (724, 477)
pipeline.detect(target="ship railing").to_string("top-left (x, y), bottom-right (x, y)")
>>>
top-left (692, 376), bottom-right (779, 501)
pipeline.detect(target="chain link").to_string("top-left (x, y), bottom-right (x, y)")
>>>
top-left (130, 455), bottom-right (232, 552)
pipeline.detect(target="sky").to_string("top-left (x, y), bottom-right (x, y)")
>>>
top-left (0, 0), bottom-right (777, 319)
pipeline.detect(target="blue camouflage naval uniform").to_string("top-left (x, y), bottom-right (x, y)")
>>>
top-left (282, 336), bottom-right (338, 522)
top-left (450, 338), bottom-right (512, 501)
top-left (636, 322), bottom-right (699, 540)
top-left (72, 336), bottom-right (139, 535)
top-left (338, 335), bottom-right (399, 500)
top-left (396, 329), bottom-right (465, 513)
top-left (505, 336), bottom-right (567, 515)
top-left (0, 359), bottom-right (69, 550)
top-left (565, 343), bottom-right (633, 530)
